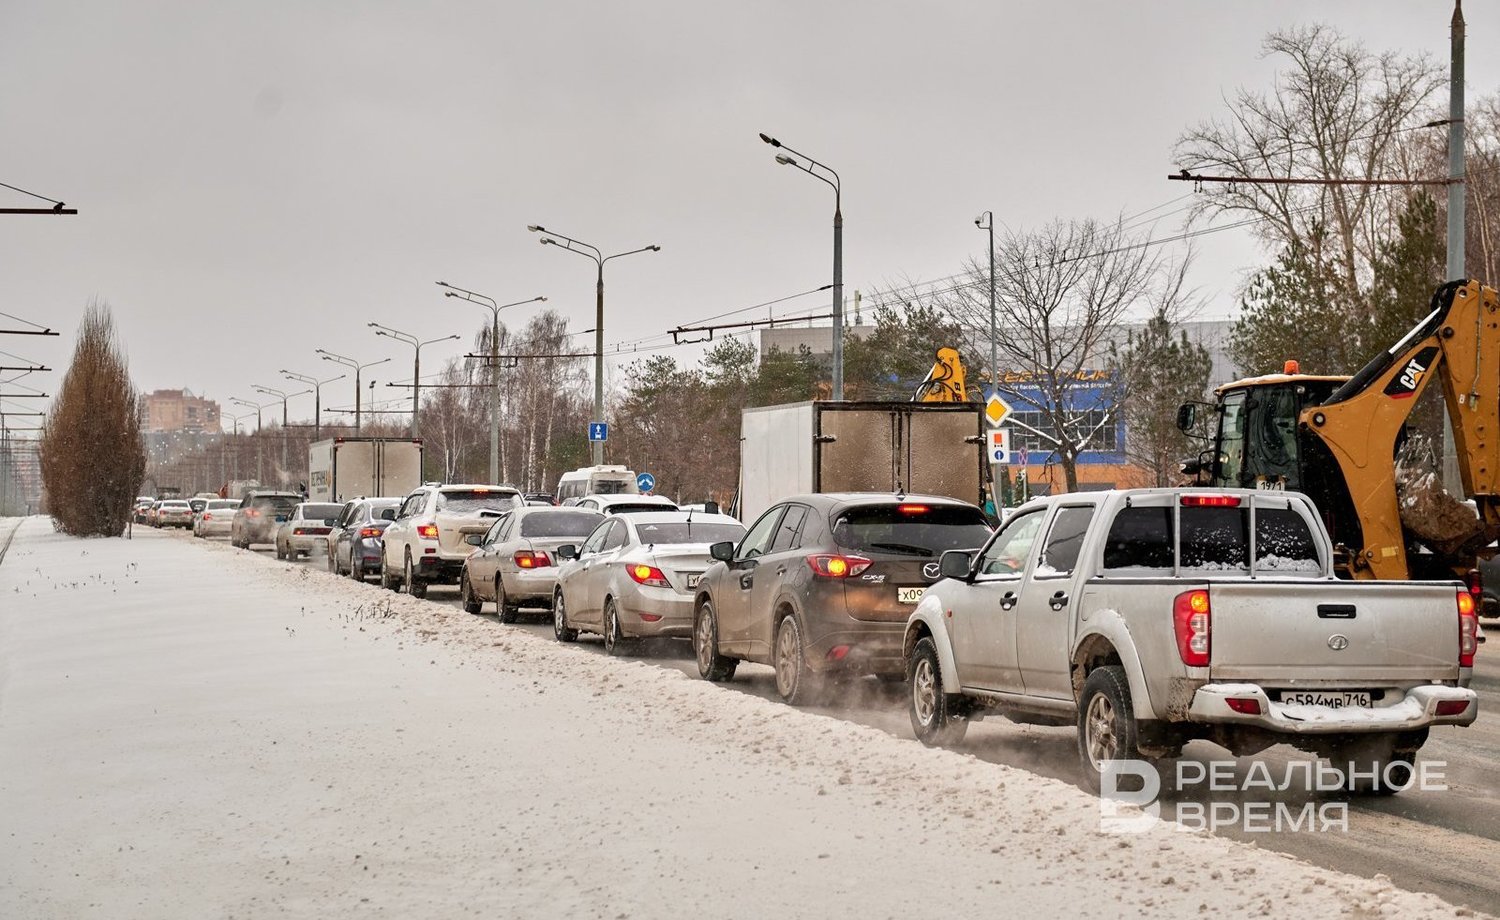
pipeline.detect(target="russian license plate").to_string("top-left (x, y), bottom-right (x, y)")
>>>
top-left (1280, 691), bottom-right (1371, 708)
top-left (897, 586), bottom-right (926, 604)
top-left (685, 574), bottom-right (701, 589)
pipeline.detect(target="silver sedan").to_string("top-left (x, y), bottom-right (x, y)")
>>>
top-left (459, 506), bottom-right (606, 623)
top-left (552, 511), bottom-right (746, 655)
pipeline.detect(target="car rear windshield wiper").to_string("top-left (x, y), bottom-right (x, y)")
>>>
top-left (866, 541), bottom-right (934, 557)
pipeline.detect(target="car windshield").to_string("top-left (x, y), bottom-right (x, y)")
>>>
top-left (633, 522), bottom-right (746, 545)
top-left (519, 511), bottom-right (605, 538)
top-left (438, 490), bottom-right (519, 514)
top-left (301, 503), bottom-right (342, 520)
top-left (831, 504), bottom-right (992, 557)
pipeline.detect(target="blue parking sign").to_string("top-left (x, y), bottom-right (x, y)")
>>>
top-left (588, 422), bottom-right (608, 442)
top-left (636, 472), bottom-right (656, 493)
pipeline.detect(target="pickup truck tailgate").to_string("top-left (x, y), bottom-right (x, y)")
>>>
top-left (1207, 580), bottom-right (1461, 684)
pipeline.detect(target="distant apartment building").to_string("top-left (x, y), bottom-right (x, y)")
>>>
top-left (142, 389), bottom-right (221, 433)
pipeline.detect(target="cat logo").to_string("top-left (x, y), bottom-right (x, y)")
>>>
top-left (1382, 346), bottom-right (1440, 399)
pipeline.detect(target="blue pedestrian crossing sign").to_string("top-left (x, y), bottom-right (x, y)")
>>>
top-left (636, 472), bottom-right (656, 493)
top-left (588, 422), bottom-right (608, 442)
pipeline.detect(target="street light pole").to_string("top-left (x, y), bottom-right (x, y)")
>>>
top-left (253, 384), bottom-right (311, 474)
top-left (975, 211), bottom-right (997, 392)
top-left (759, 132), bottom-right (844, 399)
top-left (280, 370), bottom-right (344, 442)
top-left (314, 349), bottom-right (390, 435)
top-left (230, 397), bottom-right (275, 483)
top-left (369, 323), bottom-right (459, 438)
top-left (436, 283), bottom-right (546, 483)
top-left (526, 226), bottom-right (660, 465)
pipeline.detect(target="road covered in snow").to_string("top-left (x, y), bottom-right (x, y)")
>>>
top-left (0, 517), bottom-right (1490, 919)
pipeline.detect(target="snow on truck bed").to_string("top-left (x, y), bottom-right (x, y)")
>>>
top-left (0, 516), bottom-right (1482, 920)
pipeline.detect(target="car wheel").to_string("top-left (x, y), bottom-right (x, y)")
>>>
top-left (380, 552), bottom-right (398, 591)
top-left (350, 555), bottom-right (363, 582)
top-left (693, 599), bottom-right (737, 682)
top-left (496, 576), bottom-right (517, 624)
top-left (460, 570), bottom-right (483, 614)
top-left (774, 614), bottom-right (825, 706)
top-left (1077, 665), bottom-right (1141, 794)
top-left (553, 589), bottom-right (578, 643)
top-left (404, 551), bottom-right (427, 599)
top-left (602, 597), bottom-right (632, 656)
top-left (275, 540), bottom-right (285, 560)
top-left (908, 636), bottom-right (968, 747)
top-left (1333, 736), bottom-right (1415, 796)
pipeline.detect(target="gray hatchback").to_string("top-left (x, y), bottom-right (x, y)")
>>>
top-left (692, 493), bottom-right (993, 705)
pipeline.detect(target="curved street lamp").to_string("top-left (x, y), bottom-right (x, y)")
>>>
top-left (280, 369), bottom-right (345, 442)
top-left (436, 282), bottom-right (545, 483)
top-left (314, 349), bottom-right (390, 434)
top-left (368, 322), bottom-right (459, 439)
top-left (759, 132), bottom-right (843, 400)
top-left (527, 225), bottom-right (660, 464)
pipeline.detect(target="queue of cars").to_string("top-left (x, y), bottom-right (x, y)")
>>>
top-left (176, 479), bottom-right (1483, 794)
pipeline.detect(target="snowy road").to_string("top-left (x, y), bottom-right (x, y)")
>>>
top-left (1, 519), bottom-right (1493, 918)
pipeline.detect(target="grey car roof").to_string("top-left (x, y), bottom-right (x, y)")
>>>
top-left (622, 511), bottom-right (742, 528)
top-left (780, 492), bottom-right (980, 511)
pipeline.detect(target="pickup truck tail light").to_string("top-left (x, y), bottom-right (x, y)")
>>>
top-left (1172, 589), bottom-right (1211, 667)
top-left (515, 550), bottom-right (552, 569)
top-left (417, 524), bottom-right (439, 540)
top-left (806, 554), bottom-right (873, 578)
top-left (628, 563), bottom-right (670, 587)
top-left (1458, 590), bottom-right (1479, 667)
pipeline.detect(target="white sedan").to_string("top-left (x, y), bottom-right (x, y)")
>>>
top-left (193, 499), bottom-right (241, 538)
top-left (551, 511), bottom-right (746, 655)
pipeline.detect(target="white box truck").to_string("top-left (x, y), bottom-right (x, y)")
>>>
top-left (738, 401), bottom-right (987, 521)
top-left (308, 438), bottom-right (424, 503)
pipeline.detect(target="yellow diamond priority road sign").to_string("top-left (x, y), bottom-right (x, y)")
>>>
top-left (985, 393), bottom-right (1012, 428)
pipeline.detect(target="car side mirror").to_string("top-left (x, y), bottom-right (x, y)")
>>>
top-left (939, 550), bottom-right (974, 580)
top-left (709, 541), bottom-right (735, 563)
top-left (324, 518), bottom-right (336, 527)
top-left (704, 501), bottom-right (720, 515)
top-left (465, 533), bottom-right (484, 546)
top-left (1176, 402), bottom-right (1197, 433)
top-left (556, 544), bottom-right (578, 561)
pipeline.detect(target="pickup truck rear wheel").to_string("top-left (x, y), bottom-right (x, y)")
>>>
top-left (908, 637), bottom-right (968, 747)
top-left (1078, 665), bottom-right (1140, 793)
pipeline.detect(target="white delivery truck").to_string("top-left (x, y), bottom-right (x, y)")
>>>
top-left (308, 437), bottom-right (424, 503)
top-left (738, 400), bottom-right (987, 522)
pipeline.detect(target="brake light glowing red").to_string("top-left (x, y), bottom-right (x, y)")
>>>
top-left (1459, 590), bottom-right (1479, 667)
top-left (897, 504), bottom-right (930, 514)
top-left (1173, 589), bottom-right (1211, 667)
top-left (515, 550), bottom-right (552, 569)
top-left (806, 554), bottom-right (873, 578)
top-left (1180, 495), bottom-right (1241, 508)
top-left (245, 509), bottom-right (260, 518)
top-left (359, 527), bottom-right (383, 538)
top-left (293, 528), bottom-right (307, 535)
top-left (628, 563), bottom-right (670, 586)
top-left (417, 524), bottom-right (439, 540)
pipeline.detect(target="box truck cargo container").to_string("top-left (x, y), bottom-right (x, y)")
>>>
top-left (738, 401), bottom-right (986, 522)
top-left (308, 438), bottom-right (424, 503)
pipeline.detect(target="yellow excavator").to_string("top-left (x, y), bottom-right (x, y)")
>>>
top-left (913, 347), bottom-right (971, 402)
top-left (1179, 279), bottom-right (1500, 581)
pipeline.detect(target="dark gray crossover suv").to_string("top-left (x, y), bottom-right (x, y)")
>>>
top-left (692, 493), bottom-right (993, 705)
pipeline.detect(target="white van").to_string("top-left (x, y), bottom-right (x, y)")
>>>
top-left (555, 465), bottom-right (639, 504)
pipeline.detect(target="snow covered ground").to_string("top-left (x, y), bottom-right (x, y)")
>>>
top-left (0, 516), bottom-right (1486, 919)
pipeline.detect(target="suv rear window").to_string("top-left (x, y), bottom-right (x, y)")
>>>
top-left (252, 495), bottom-right (300, 513)
top-left (519, 511), bottom-right (605, 538)
top-left (831, 504), bottom-right (992, 557)
top-left (301, 503), bottom-right (343, 520)
top-left (438, 490), bottom-right (520, 513)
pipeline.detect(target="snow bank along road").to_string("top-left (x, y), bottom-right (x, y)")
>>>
top-left (0, 518), bottom-right (1490, 919)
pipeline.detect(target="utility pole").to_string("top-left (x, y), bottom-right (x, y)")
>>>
top-left (1444, 0), bottom-right (1467, 492)
top-left (976, 211), bottom-right (997, 391)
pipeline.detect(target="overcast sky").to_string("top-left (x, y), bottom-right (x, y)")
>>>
top-left (3, 1), bottom-right (1494, 427)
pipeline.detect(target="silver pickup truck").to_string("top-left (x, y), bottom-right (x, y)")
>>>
top-left (903, 488), bottom-right (1479, 794)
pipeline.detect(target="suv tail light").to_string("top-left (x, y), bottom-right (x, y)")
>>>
top-left (245, 509), bottom-right (260, 518)
top-left (806, 554), bottom-right (873, 578)
top-left (417, 524), bottom-right (439, 540)
top-left (628, 563), bottom-right (671, 587)
top-left (359, 527), bottom-right (383, 538)
top-left (515, 550), bottom-right (552, 569)
top-left (293, 527), bottom-right (307, 535)
top-left (1173, 589), bottom-right (1211, 667)
top-left (1459, 590), bottom-right (1479, 667)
